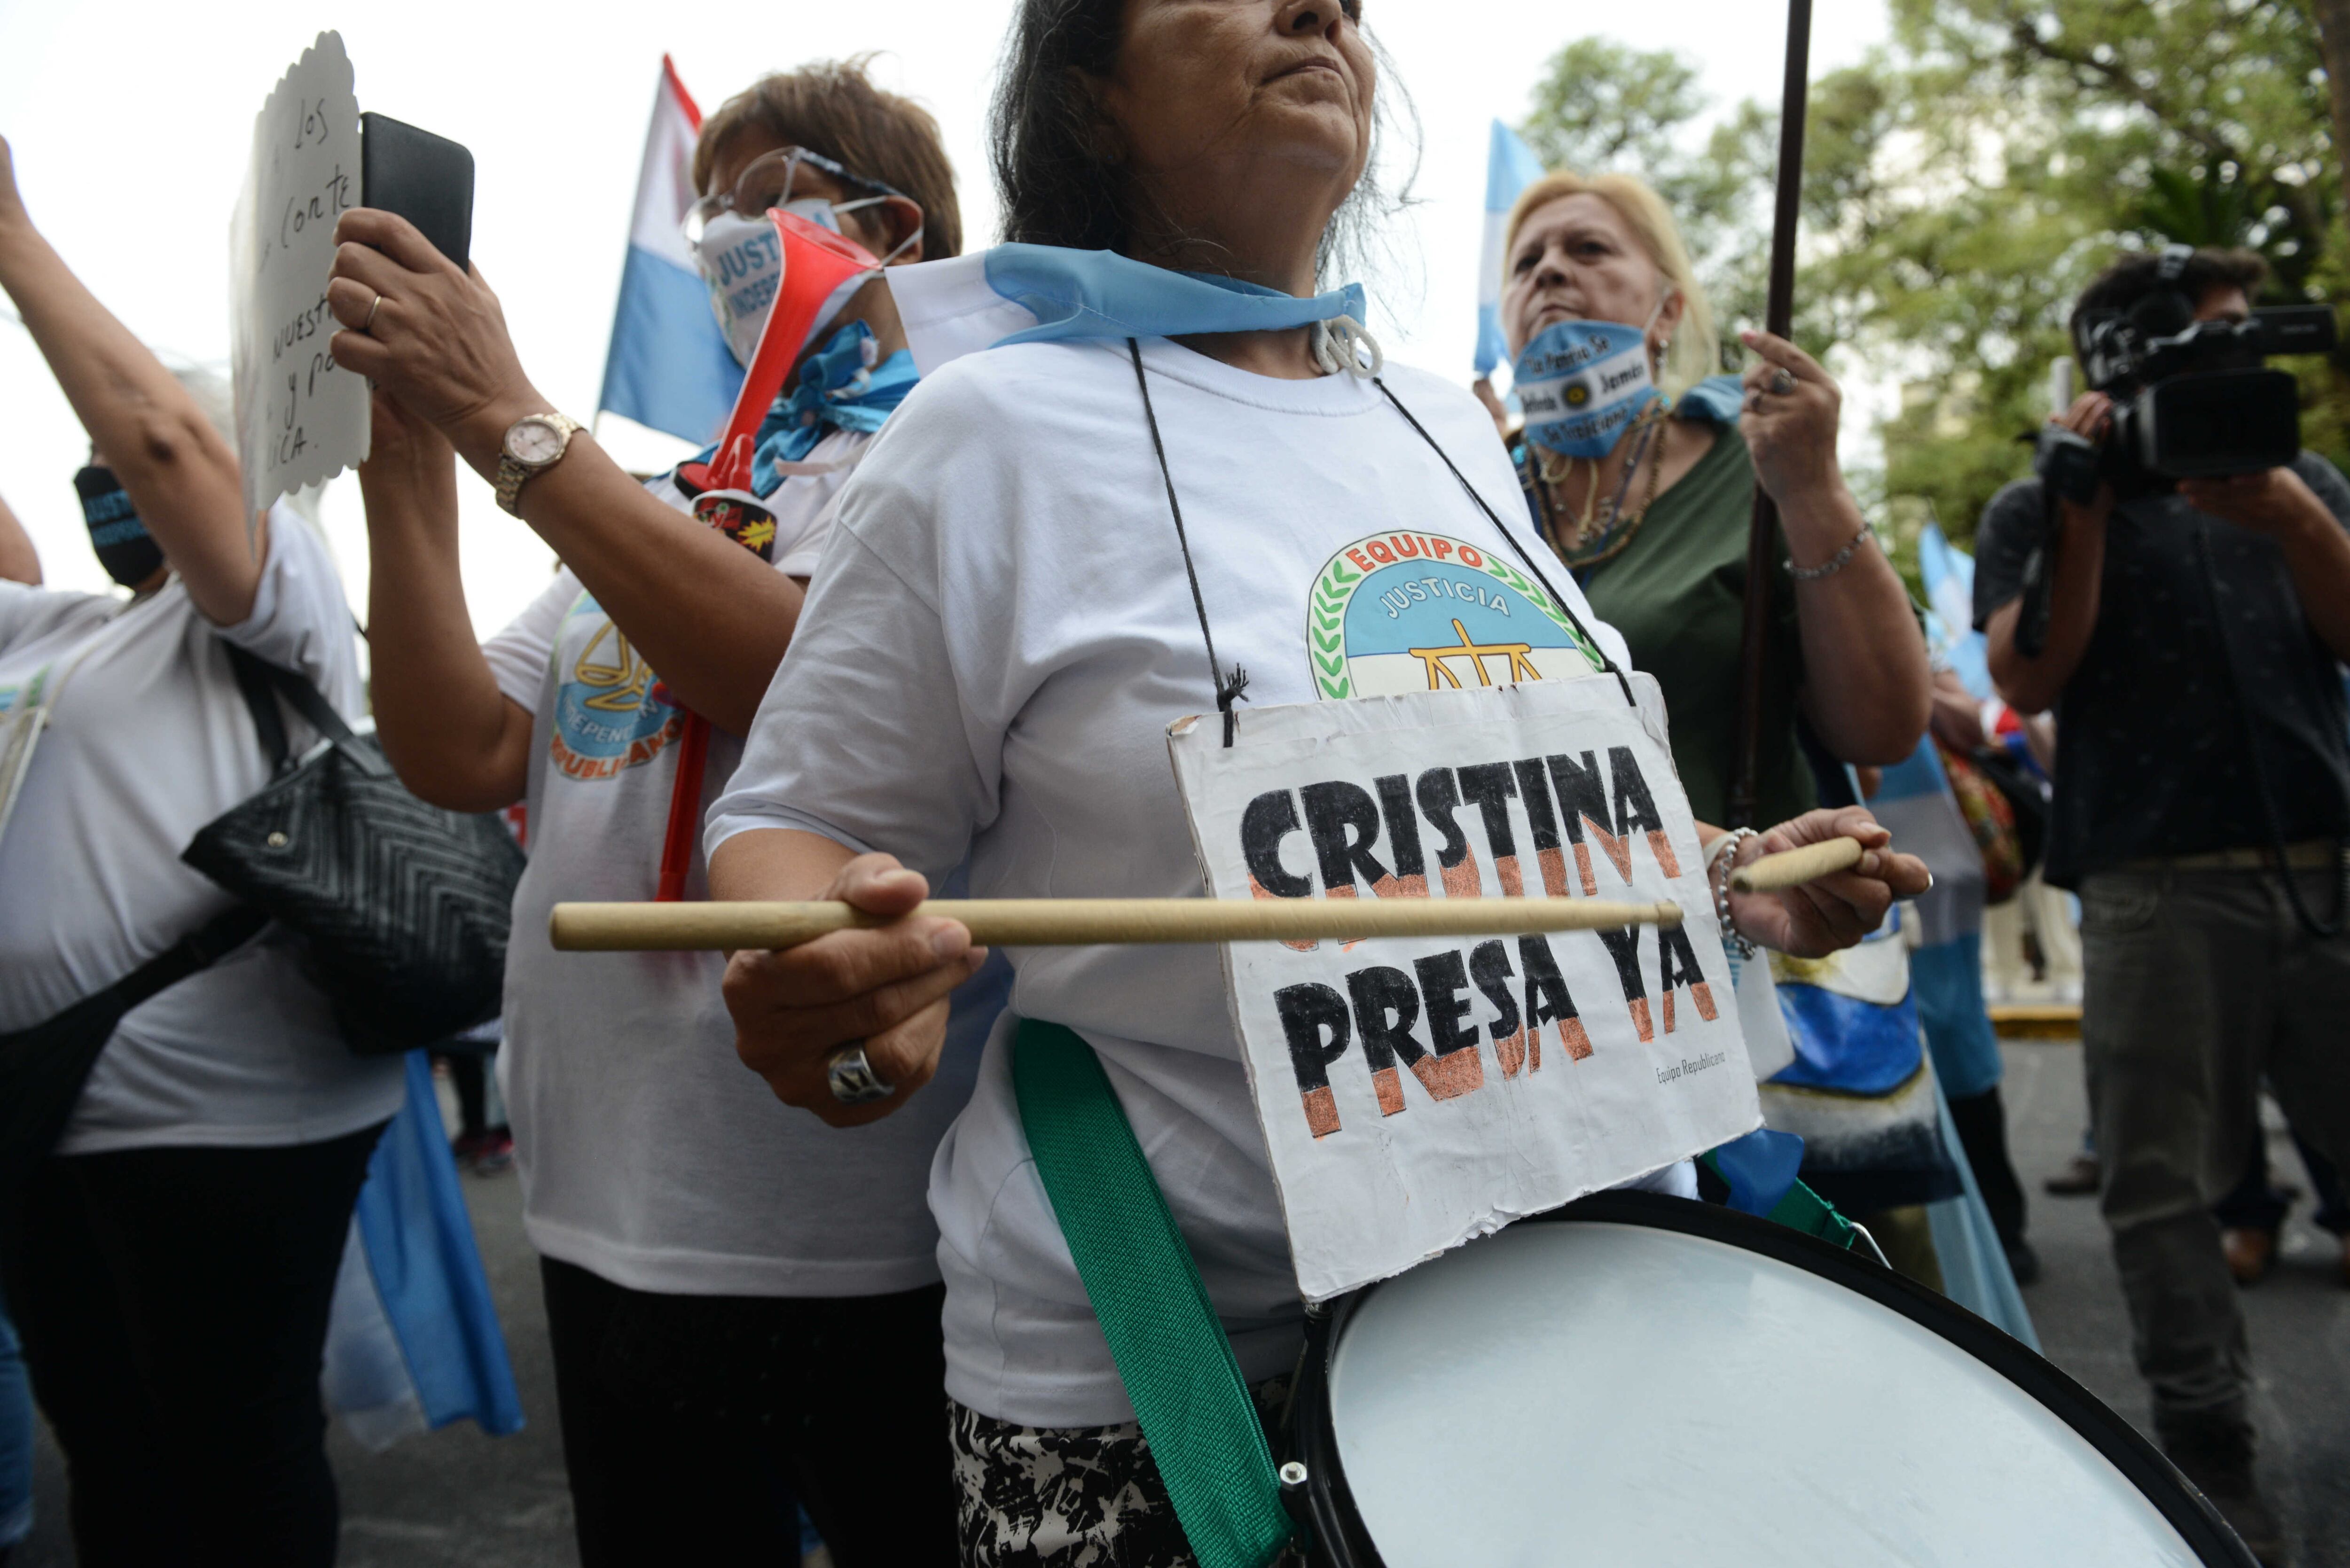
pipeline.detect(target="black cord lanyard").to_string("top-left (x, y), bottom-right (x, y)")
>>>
top-left (2193, 521), bottom-right (2350, 939)
top-left (1126, 339), bottom-right (1638, 750)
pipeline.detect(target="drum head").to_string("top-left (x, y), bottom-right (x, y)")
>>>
top-left (1293, 1192), bottom-right (2249, 1567)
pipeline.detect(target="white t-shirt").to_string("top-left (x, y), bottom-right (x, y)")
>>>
top-left (0, 503), bottom-right (405, 1152)
top-left (708, 338), bottom-right (1652, 1426)
top-left (485, 429), bottom-right (1002, 1298)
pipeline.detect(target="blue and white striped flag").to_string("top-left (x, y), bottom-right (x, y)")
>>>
top-left (596, 57), bottom-right (743, 445)
top-left (322, 1052), bottom-right (525, 1450)
top-left (1474, 120), bottom-right (1547, 377)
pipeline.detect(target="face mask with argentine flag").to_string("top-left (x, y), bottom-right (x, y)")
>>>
top-left (1512, 317), bottom-right (1660, 460)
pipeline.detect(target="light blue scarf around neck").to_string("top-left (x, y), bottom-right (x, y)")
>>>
top-left (887, 244), bottom-right (1372, 373)
top-left (985, 245), bottom-right (1367, 346)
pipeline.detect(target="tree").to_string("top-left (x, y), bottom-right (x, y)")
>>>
top-left (1517, 0), bottom-right (2350, 555)
top-left (2319, 0), bottom-right (2350, 228)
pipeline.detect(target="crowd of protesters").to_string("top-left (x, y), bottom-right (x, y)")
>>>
top-left (1, 2), bottom-right (2346, 1566)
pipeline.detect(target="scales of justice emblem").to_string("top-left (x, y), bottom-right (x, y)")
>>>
top-left (1306, 530), bottom-right (1604, 701)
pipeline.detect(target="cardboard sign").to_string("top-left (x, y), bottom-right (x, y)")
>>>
top-left (1170, 674), bottom-right (1761, 1302)
top-left (232, 31), bottom-right (370, 525)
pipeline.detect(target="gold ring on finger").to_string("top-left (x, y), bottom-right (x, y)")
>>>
top-left (363, 291), bottom-right (383, 334)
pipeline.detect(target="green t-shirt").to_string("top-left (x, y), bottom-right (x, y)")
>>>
top-left (1564, 422), bottom-right (1815, 827)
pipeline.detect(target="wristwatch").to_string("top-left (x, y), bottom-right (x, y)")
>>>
top-left (494, 412), bottom-right (584, 516)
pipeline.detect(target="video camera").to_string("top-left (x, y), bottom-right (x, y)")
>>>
top-left (2034, 244), bottom-right (2336, 503)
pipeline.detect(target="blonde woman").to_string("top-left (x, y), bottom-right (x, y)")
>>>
top-left (1496, 171), bottom-right (1927, 822)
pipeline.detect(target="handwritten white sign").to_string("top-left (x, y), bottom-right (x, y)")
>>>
top-left (232, 31), bottom-right (368, 524)
top-left (1170, 674), bottom-right (1761, 1302)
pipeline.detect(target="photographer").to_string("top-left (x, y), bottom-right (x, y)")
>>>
top-left (1974, 245), bottom-right (2350, 1563)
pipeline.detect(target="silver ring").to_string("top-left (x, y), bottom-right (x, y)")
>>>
top-left (1769, 367), bottom-right (1797, 396)
top-left (825, 1043), bottom-right (895, 1105)
top-left (363, 291), bottom-right (383, 333)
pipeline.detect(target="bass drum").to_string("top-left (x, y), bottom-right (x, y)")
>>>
top-left (1286, 1191), bottom-right (2251, 1567)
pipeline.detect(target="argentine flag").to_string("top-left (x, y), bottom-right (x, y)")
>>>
top-left (322, 1053), bottom-right (525, 1449)
top-left (1918, 521), bottom-right (1994, 700)
top-left (597, 57), bottom-right (743, 445)
top-left (1475, 120), bottom-right (1547, 378)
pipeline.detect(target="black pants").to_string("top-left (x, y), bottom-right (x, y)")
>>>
top-left (540, 1258), bottom-right (956, 1568)
top-left (2213, 1121), bottom-right (2350, 1236)
top-left (0, 1123), bottom-right (384, 1568)
top-left (437, 1051), bottom-right (497, 1140)
top-left (1947, 1085), bottom-right (2029, 1250)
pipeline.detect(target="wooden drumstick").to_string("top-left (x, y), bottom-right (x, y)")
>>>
top-left (548, 896), bottom-right (1685, 953)
top-left (1728, 836), bottom-right (1866, 894)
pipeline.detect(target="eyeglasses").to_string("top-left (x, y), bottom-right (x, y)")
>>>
top-left (683, 146), bottom-right (908, 246)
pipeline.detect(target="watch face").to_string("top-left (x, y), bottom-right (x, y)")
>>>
top-left (507, 417), bottom-right (565, 465)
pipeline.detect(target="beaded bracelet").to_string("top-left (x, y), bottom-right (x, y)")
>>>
top-left (1786, 524), bottom-right (1874, 581)
top-left (1707, 827), bottom-right (1761, 959)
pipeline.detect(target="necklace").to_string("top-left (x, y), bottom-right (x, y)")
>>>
top-left (1525, 406), bottom-right (1669, 569)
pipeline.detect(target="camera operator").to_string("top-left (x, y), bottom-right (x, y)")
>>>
top-left (1974, 245), bottom-right (2350, 1563)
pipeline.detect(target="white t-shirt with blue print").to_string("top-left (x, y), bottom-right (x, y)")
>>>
top-left (482, 429), bottom-right (1003, 1298)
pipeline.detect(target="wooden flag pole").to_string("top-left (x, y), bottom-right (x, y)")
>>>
top-left (1726, 0), bottom-right (1815, 827)
top-left (549, 895), bottom-right (1685, 953)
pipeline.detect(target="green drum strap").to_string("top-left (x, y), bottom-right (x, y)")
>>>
top-left (1766, 1178), bottom-right (1859, 1248)
top-left (1012, 1019), bottom-right (1296, 1568)
top-left (1699, 1147), bottom-right (1859, 1250)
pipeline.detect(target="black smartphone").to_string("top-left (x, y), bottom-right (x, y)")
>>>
top-left (359, 111), bottom-right (474, 273)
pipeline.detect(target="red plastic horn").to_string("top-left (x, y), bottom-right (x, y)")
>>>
top-left (658, 210), bottom-right (880, 903)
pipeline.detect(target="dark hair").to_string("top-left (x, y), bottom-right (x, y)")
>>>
top-left (696, 57), bottom-right (963, 259)
top-left (988, 0), bottom-right (1416, 287)
top-left (2070, 246), bottom-right (2266, 340)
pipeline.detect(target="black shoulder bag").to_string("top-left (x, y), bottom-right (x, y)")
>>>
top-left (182, 646), bottom-right (525, 1055)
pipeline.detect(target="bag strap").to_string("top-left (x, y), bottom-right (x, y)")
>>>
top-left (219, 643), bottom-right (367, 777)
top-left (104, 904), bottom-right (273, 1018)
top-left (223, 643), bottom-right (294, 775)
top-left (8, 903), bottom-right (271, 1049)
top-left (1012, 1019), bottom-right (1297, 1568)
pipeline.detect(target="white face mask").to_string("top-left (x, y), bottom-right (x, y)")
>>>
top-left (695, 210), bottom-right (787, 368)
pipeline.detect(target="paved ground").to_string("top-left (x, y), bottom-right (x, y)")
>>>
top-left (2002, 1041), bottom-right (2350, 1568)
top-left (16, 1039), bottom-right (2350, 1564)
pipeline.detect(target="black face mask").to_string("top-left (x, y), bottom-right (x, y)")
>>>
top-left (74, 466), bottom-right (166, 588)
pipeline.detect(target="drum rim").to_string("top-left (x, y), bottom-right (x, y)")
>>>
top-left (1286, 1190), bottom-right (2256, 1568)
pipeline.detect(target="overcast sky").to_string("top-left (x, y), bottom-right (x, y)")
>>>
top-left (0, 0), bottom-right (1888, 629)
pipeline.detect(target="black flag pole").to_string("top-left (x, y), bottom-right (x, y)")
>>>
top-left (1727, 0), bottom-right (1815, 827)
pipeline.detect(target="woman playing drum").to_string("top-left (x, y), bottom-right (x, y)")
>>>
top-left (707, 4), bottom-right (1928, 1562)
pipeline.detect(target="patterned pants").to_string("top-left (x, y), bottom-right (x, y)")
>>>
top-left (950, 1379), bottom-right (1300, 1568)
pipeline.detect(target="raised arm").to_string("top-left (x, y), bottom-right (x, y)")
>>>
top-left (2176, 463), bottom-right (2350, 664)
top-left (0, 486), bottom-right (39, 585)
top-left (326, 210), bottom-right (803, 736)
top-left (354, 395), bottom-right (532, 812)
top-left (1985, 395), bottom-right (2113, 716)
top-left (0, 135), bottom-right (258, 621)
top-left (1738, 331), bottom-right (1931, 764)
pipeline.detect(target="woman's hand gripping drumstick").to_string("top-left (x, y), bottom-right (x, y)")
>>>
top-left (711, 833), bottom-right (990, 1129)
top-left (700, 826), bottom-right (1683, 1128)
top-left (1715, 808), bottom-right (1929, 957)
